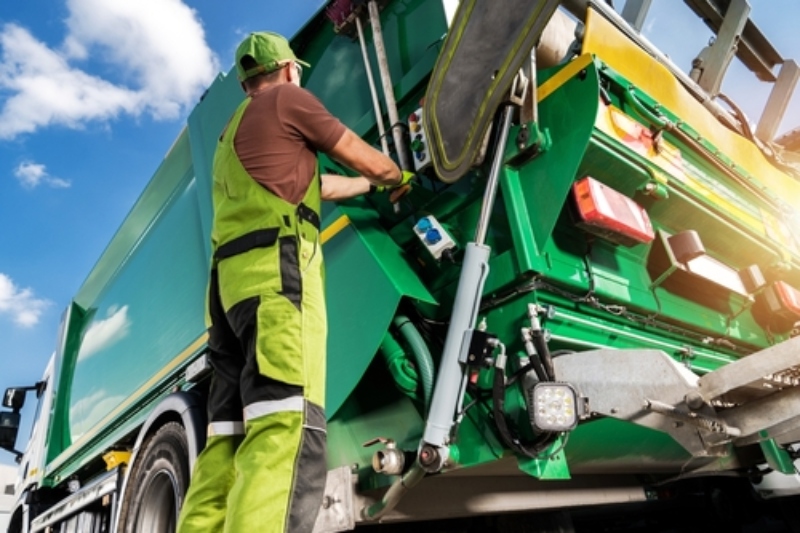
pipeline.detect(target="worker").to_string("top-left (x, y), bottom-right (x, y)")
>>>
top-left (177, 31), bottom-right (412, 532)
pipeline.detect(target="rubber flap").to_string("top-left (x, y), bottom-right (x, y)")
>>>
top-left (423, 0), bottom-right (560, 182)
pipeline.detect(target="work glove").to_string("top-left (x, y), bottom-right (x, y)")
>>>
top-left (369, 170), bottom-right (415, 202)
top-left (388, 170), bottom-right (414, 203)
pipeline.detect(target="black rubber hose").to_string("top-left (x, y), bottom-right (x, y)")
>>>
top-left (492, 362), bottom-right (555, 458)
top-left (530, 329), bottom-right (555, 381)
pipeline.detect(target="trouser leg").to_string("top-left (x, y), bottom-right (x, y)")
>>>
top-left (178, 269), bottom-right (245, 533)
top-left (177, 433), bottom-right (242, 533)
top-left (213, 236), bottom-right (327, 532)
top-left (222, 291), bottom-right (327, 532)
top-left (223, 403), bottom-right (326, 532)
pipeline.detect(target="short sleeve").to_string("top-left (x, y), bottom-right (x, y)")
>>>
top-left (276, 84), bottom-right (346, 153)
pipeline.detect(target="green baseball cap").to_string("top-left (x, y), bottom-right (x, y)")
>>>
top-left (235, 31), bottom-right (310, 81)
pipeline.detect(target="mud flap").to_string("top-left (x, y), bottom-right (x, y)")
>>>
top-left (423, 0), bottom-right (560, 182)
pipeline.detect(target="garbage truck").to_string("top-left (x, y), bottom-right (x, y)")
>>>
top-left (3, 0), bottom-right (800, 531)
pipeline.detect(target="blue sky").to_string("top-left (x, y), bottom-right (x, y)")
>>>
top-left (0, 0), bottom-right (325, 465)
top-left (0, 0), bottom-right (798, 467)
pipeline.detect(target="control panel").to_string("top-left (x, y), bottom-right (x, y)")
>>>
top-left (413, 215), bottom-right (456, 261)
top-left (408, 108), bottom-right (432, 172)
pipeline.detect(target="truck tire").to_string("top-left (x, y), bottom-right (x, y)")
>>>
top-left (7, 508), bottom-right (23, 533)
top-left (118, 421), bottom-right (190, 533)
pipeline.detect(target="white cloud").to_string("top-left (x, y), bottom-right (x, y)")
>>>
top-left (0, 0), bottom-right (219, 140)
top-left (0, 273), bottom-right (50, 327)
top-left (14, 161), bottom-right (71, 189)
top-left (77, 304), bottom-right (131, 360)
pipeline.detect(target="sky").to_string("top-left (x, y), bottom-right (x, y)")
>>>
top-left (0, 0), bottom-right (799, 468)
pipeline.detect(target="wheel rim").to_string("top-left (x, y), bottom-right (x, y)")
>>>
top-left (135, 467), bottom-right (179, 533)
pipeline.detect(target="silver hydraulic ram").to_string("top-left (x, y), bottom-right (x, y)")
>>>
top-left (363, 106), bottom-right (515, 521)
top-left (419, 104), bottom-right (515, 471)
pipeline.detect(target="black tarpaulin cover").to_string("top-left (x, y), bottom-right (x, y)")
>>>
top-left (424, 0), bottom-right (560, 182)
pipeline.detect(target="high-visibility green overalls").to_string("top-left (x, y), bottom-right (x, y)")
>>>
top-left (177, 94), bottom-right (327, 533)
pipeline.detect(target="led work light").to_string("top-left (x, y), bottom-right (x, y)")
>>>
top-left (530, 382), bottom-right (580, 432)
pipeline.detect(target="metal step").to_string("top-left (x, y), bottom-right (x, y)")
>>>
top-left (30, 467), bottom-right (119, 532)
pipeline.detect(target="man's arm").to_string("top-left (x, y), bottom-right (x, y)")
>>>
top-left (326, 129), bottom-right (402, 187)
top-left (320, 174), bottom-right (371, 201)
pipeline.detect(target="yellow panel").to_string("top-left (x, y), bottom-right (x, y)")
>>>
top-left (594, 103), bottom-right (767, 235)
top-left (103, 450), bottom-right (132, 471)
top-left (538, 53), bottom-right (594, 103)
top-left (582, 8), bottom-right (800, 212)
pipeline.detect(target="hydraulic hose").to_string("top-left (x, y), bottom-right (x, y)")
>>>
top-left (393, 316), bottom-right (435, 412)
top-left (530, 328), bottom-right (555, 382)
top-left (379, 316), bottom-right (435, 411)
top-left (379, 332), bottom-right (420, 400)
top-left (492, 348), bottom-right (555, 458)
top-left (364, 317), bottom-right (434, 521)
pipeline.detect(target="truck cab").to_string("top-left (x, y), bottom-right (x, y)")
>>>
top-left (1, 357), bottom-right (54, 533)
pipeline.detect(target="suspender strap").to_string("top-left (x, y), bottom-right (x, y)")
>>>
top-left (297, 202), bottom-right (320, 230)
top-left (214, 228), bottom-right (279, 261)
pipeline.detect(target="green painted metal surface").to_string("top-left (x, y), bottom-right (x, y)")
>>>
top-left (46, 143), bottom-right (209, 481)
top-left (39, 0), bottom-right (448, 487)
top-left (323, 202), bottom-right (435, 416)
top-left (515, 61), bottom-right (600, 257)
top-left (760, 436), bottom-right (796, 475)
top-left (517, 438), bottom-right (571, 480)
top-left (45, 302), bottom-right (85, 467)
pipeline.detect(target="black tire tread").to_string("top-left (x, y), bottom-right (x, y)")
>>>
top-left (117, 421), bottom-right (189, 533)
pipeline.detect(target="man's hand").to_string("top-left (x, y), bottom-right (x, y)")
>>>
top-left (388, 170), bottom-right (414, 203)
top-left (370, 170), bottom-right (415, 202)
top-left (392, 170), bottom-right (415, 189)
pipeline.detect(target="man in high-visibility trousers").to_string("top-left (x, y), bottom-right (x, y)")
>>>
top-left (177, 32), bottom-right (412, 532)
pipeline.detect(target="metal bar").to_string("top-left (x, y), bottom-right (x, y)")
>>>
top-left (475, 106), bottom-right (514, 245)
top-left (355, 15), bottom-right (390, 155)
top-left (367, 0), bottom-right (413, 171)
top-left (362, 462), bottom-right (426, 520)
top-left (756, 60), bottom-right (800, 142)
top-left (620, 0), bottom-right (653, 32)
top-left (31, 468), bottom-right (119, 532)
top-left (559, 0), bottom-right (744, 134)
top-left (722, 386), bottom-right (800, 439)
top-left (698, 336), bottom-right (800, 402)
top-left (696, 0), bottom-right (750, 96)
top-left (683, 0), bottom-right (783, 82)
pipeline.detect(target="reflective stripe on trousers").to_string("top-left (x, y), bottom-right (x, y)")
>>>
top-left (243, 396), bottom-right (305, 422)
top-left (208, 421), bottom-right (245, 437)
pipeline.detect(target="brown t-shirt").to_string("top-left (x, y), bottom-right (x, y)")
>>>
top-left (234, 83), bottom-right (346, 205)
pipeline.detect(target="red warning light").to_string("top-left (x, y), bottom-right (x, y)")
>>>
top-left (572, 176), bottom-right (655, 246)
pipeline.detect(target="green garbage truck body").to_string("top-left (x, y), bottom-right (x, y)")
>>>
top-left (4, 0), bottom-right (800, 531)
